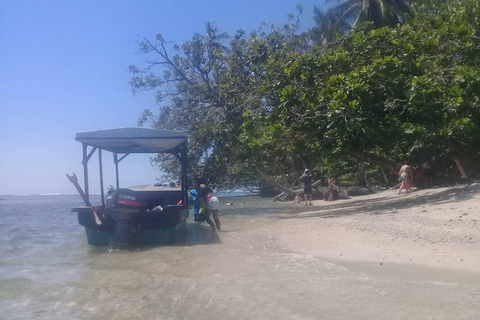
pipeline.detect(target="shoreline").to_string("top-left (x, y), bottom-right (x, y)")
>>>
top-left (263, 184), bottom-right (480, 273)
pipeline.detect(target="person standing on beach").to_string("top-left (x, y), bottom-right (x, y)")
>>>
top-left (327, 177), bottom-right (337, 201)
top-left (398, 164), bottom-right (413, 194)
top-left (300, 169), bottom-right (313, 206)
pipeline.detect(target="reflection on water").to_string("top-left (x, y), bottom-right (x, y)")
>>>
top-left (1, 195), bottom-right (479, 320)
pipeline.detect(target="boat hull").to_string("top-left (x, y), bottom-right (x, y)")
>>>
top-left (73, 206), bottom-right (189, 246)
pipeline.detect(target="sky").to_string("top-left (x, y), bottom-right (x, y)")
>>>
top-left (0, 0), bottom-right (325, 195)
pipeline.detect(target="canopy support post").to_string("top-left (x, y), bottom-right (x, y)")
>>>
top-left (82, 143), bottom-right (90, 204)
top-left (181, 142), bottom-right (188, 205)
top-left (114, 153), bottom-right (120, 188)
top-left (112, 153), bottom-right (129, 188)
top-left (99, 149), bottom-right (105, 208)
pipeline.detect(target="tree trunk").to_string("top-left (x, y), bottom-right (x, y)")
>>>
top-left (446, 140), bottom-right (470, 179)
top-left (356, 161), bottom-right (366, 187)
top-left (454, 159), bottom-right (468, 179)
top-left (352, 150), bottom-right (401, 175)
top-left (351, 150), bottom-right (426, 188)
top-left (380, 167), bottom-right (390, 185)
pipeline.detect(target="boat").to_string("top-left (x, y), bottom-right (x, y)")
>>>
top-left (69, 127), bottom-right (189, 247)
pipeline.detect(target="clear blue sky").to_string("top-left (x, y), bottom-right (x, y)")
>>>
top-left (0, 0), bottom-right (325, 195)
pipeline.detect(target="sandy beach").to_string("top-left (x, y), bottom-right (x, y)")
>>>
top-left (264, 184), bottom-right (480, 273)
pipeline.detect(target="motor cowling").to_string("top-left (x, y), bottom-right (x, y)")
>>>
top-left (105, 188), bottom-right (144, 246)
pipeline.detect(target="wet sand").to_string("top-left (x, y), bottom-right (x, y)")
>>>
top-left (266, 184), bottom-right (480, 273)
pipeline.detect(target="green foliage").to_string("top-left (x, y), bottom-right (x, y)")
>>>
top-left (131, 0), bottom-right (480, 190)
top-left (129, 10), bottom-right (313, 189)
top-left (248, 0), bottom-right (480, 183)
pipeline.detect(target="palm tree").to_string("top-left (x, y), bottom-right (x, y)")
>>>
top-left (194, 22), bottom-right (230, 62)
top-left (313, 0), bottom-right (412, 44)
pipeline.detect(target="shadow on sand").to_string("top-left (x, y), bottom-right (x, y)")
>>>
top-left (275, 185), bottom-right (479, 220)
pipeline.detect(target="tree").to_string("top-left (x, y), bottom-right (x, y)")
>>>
top-left (312, 0), bottom-right (412, 44)
top-left (129, 7), bottom-right (313, 189)
top-left (255, 0), bottom-right (480, 181)
top-left (130, 0), bottom-right (480, 192)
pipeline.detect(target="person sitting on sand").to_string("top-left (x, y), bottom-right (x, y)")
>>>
top-left (292, 194), bottom-right (303, 203)
top-left (300, 169), bottom-right (313, 206)
top-left (398, 164), bottom-right (413, 194)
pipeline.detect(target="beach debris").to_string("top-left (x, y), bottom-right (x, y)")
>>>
top-left (66, 173), bottom-right (91, 206)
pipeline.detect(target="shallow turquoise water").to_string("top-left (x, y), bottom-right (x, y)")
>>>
top-left (1, 195), bottom-right (479, 320)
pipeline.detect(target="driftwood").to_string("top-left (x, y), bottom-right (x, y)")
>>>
top-left (255, 166), bottom-right (377, 202)
top-left (66, 173), bottom-right (102, 225)
top-left (273, 192), bottom-right (289, 202)
top-left (66, 173), bottom-right (91, 206)
top-left (390, 182), bottom-right (402, 191)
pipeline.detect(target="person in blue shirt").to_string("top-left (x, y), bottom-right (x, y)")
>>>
top-left (191, 188), bottom-right (200, 221)
top-left (300, 169), bottom-right (313, 206)
top-left (191, 180), bottom-right (205, 222)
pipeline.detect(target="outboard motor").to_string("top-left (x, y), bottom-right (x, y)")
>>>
top-left (105, 188), bottom-right (144, 247)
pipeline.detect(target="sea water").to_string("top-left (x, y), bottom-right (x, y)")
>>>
top-left (0, 194), bottom-right (283, 319)
top-left (1, 195), bottom-right (479, 320)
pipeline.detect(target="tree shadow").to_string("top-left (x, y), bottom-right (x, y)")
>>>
top-left (274, 185), bottom-right (479, 220)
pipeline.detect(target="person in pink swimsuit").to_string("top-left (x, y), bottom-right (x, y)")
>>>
top-left (398, 164), bottom-right (413, 194)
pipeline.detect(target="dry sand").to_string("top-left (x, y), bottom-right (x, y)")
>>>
top-left (264, 183), bottom-right (480, 273)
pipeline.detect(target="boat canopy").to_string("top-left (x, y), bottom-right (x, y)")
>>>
top-left (74, 127), bottom-right (189, 206)
top-left (75, 127), bottom-right (187, 154)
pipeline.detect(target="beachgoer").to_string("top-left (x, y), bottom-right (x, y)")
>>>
top-left (205, 188), bottom-right (221, 231)
top-left (327, 177), bottom-right (337, 201)
top-left (191, 181), bottom-right (201, 221)
top-left (422, 161), bottom-right (433, 189)
top-left (398, 164), bottom-right (413, 194)
top-left (300, 169), bottom-right (313, 206)
top-left (292, 194), bottom-right (303, 203)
